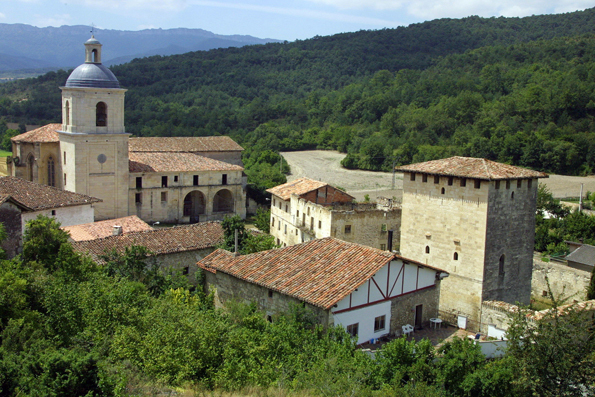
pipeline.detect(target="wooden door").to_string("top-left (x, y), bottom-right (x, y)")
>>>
top-left (415, 304), bottom-right (423, 329)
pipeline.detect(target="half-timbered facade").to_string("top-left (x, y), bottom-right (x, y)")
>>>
top-left (198, 237), bottom-right (447, 344)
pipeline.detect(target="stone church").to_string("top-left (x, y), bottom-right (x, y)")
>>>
top-left (9, 36), bottom-right (246, 223)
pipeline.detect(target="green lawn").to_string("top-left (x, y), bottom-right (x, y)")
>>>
top-left (0, 150), bottom-right (11, 157)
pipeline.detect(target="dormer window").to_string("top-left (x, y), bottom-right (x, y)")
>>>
top-left (96, 102), bottom-right (107, 126)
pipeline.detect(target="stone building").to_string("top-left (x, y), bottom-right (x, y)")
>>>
top-left (62, 215), bottom-right (152, 241)
top-left (72, 221), bottom-right (224, 284)
top-left (396, 156), bottom-right (548, 329)
top-left (267, 177), bottom-right (400, 250)
top-left (0, 176), bottom-right (101, 257)
top-left (8, 36), bottom-right (246, 223)
top-left (198, 237), bottom-right (447, 344)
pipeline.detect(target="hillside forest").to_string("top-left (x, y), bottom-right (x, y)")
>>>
top-left (2, 9), bottom-right (595, 197)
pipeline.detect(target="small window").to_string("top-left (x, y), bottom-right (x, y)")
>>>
top-left (434, 175), bottom-right (440, 184)
top-left (296, 229), bottom-right (298, 235)
top-left (448, 177), bottom-right (453, 186)
top-left (499, 254), bottom-right (505, 276)
top-left (297, 210), bottom-right (300, 217)
top-left (272, 218), bottom-right (275, 227)
top-left (161, 192), bottom-right (167, 202)
top-left (506, 180), bottom-right (510, 189)
top-left (96, 102), bottom-right (107, 127)
top-left (380, 243), bottom-right (386, 251)
top-left (528, 179), bottom-right (533, 189)
top-left (318, 220), bottom-right (322, 229)
top-left (441, 187), bottom-right (445, 195)
top-left (542, 290), bottom-right (548, 297)
top-left (174, 175), bottom-right (179, 183)
top-left (454, 252), bottom-right (459, 260)
top-left (285, 204), bottom-right (288, 212)
top-left (474, 180), bottom-right (481, 189)
top-left (495, 180), bottom-right (500, 189)
top-left (374, 315), bottom-right (386, 332)
top-left (345, 225), bottom-right (352, 234)
top-left (425, 246), bottom-right (430, 254)
top-left (135, 193), bottom-right (142, 204)
top-left (284, 224), bottom-right (287, 234)
top-left (162, 175), bottom-right (168, 188)
top-left (51, 210), bottom-right (56, 216)
top-left (410, 173), bottom-right (416, 181)
top-left (517, 180), bottom-right (522, 188)
top-left (307, 207), bottom-right (311, 215)
top-left (222, 174), bottom-right (227, 185)
top-left (460, 178), bottom-right (466, 187)
top-left (182, 266), bottom-right (189, 275)
top-left (279, 201), bottom-right (282, 209)
top-left (193, 175), bottom-right (199, 186)
top-left (422, 174), bottom-right (428, 183)
top-left (268, 290), bottom-right (273, 298)
top-left (278, 221), bottom-right (281, 230)
top-left (511, 192), bottom-right (515, 200)
top-left (63, 173), bottom-right (67, 185)
top-left (310, 217), bottom-right (314, 230)
top-left (136, 177), bottom-right (142, 189)
top-left (63, 151), bottom-right (67, 165)
top-left (346, 323), bottom-right (359, 337)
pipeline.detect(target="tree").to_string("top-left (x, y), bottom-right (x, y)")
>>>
top-left (505, 298), bottom-right (595, 396)
top-left (219, 214), bottom-right (277, 255)
top-left (253, 207), bottom-right (271, 233)
top-left (22, 215), bottom-right (70, 270)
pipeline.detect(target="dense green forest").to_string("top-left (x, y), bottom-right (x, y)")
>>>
top-left (1, 216), bottom-right (593, 396)
top-left (2, 9), bottom-right (595, 192)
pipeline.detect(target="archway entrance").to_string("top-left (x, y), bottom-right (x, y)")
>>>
top-left (183, 191), bottom-right (206, 223)
top-left (213, 189), bottom-right (234, 213)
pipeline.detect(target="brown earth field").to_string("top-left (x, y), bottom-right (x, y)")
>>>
top-left (280, 150), bottom-right (595, 201)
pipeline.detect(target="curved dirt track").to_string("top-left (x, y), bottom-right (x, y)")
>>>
top-left (281, 150), bottom-right (595, 200)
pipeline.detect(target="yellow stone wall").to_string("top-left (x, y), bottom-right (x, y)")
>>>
top-left (61, 87), bottom-right (126, 134)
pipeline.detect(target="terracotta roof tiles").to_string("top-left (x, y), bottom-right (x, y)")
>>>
top-left (129, 152), bottom-right (244, 173)
top-left (129, 136), bottom-right (244, 153)
top-left (62, 215), bottom-right (152, 242)
top-left (11, 124), bottom-right (60, 143)
top-left (266, 177), bottom-right (352, 201)
top-left (0, 176), bottom-right (101, 210)
top-left (198, 237), bottom-right (444, 310)
top-left (396, 156), bottom-right (548, 180)
top-left (72, 221), bottom-right (224, 263)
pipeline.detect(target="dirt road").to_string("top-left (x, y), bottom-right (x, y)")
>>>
top-left (281, 150), bottom-right (595, 200)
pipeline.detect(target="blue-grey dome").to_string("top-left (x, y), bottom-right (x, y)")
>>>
top-left (65, 63), bottom-right (120, 89)
top-left (85, 37), bottom-right (100, 45)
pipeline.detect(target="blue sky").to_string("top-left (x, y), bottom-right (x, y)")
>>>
top-left (1, 0), bottom-right (594, 41)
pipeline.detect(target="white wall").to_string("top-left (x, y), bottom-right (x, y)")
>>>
top-left (22, 204), bottom-right (95, 230)
top-left (333, 301), bottom-right (392, 345)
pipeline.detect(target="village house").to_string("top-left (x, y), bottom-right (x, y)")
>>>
top-left (7, 36), bottom-right (247, 223)
top-left (62, 215), bottom-right (152, 241)
top-left (0, 175), bottom-right (101, 257)
top-left (72, 221), bottom-right (224, 284)
top-left (198, 237), bottom-right (448, 344)
top-left (396, 156), bottom-right (548, 330)
top-left (267, 177), bottom-right (400, 250)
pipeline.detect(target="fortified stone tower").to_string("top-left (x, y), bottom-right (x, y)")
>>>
top-left (59, 36), bottom-right (129, 220)
top-left (396, 157), bottom-right (547, 329)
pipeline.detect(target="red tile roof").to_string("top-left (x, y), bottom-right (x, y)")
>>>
top-left (396, 156), bottom-right (548, 180)
top-left (72, 221), bottom-right (224, 263)
top-left (129, 152), bottom-right (243, 173)
top-left (62, 215), bottom-right (152, 242)
top-left (0, 176), bottom-right (101, 210)
top-left (198, 237), bottom-right (444, 310)
top-left (129, 136), bottom-right (244, 153)
top-left (11, 124), bottom-right (60, 143)
top-left (266, 177), bottom-right (354, 201)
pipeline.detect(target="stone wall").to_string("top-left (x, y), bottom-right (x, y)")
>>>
top-left (152, 247), bottom-right (216, 286)
top-left (204, 270), bottom-right (330, 325)
top-left (480, 300), bottom-right (519, 335)
top-left (532, 254), bottom-right (590, 302)
top-left (389, 285), bottom-right (441, 334)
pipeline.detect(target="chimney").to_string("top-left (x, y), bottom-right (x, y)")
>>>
top-left (113, 225), bottom-right (123, 236)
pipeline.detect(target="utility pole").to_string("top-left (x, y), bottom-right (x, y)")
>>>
top-left (580, 183), bottom-right (584, 212)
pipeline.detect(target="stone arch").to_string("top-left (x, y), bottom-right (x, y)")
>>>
top-left (47, 156), bottom-right (56, 187)
top-left (96, 101), bottom-right (107, 126)
top-left (213, 189), bottom-right (234, 213)
top-left (92, 49), bottom-right (98, 63)
top-left (183, 191), bottom-right (206, 221)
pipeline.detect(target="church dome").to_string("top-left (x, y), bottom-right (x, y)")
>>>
top-left (65, 63), bottom-right (121, 88)
top-left (64, 35), bottom-right (121, 89)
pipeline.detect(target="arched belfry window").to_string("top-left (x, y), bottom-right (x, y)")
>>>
top-left (65, 101), bottom-right (70, 125)
top-left (425, 246), bottom-right (430, 254)
top-left (96, 102), bottom-right (107, 126)
top-left (27, 154), bottom-right (34, 182)
top-left (92, 49), bottom-right (98, 63)
top-left (47, 156), bottom-right (55, 187)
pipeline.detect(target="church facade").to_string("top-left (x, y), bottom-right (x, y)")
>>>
top-left (9, 36), bottom-right (246, 223)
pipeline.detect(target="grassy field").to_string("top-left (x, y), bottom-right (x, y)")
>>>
top-left (0, 150), bottom-right (11, 157)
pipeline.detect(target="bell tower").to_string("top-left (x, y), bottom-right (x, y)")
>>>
top-left (59, 36), bottom-right (129, 220)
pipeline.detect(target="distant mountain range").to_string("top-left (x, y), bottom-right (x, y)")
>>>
top-left (0, 24), bottom-right (282, 72)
